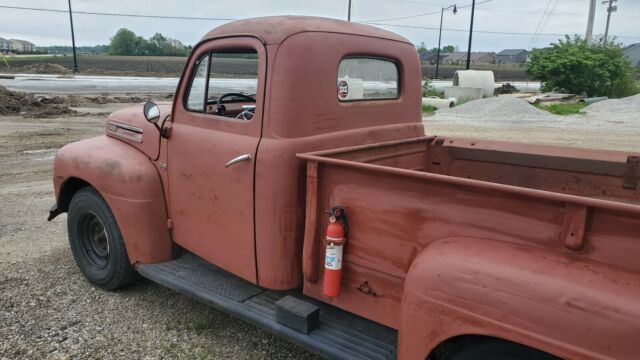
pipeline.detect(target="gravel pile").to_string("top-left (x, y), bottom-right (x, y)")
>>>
top-left (434, 96), bottom-right (559, 126)
top-left (582, 93), bottom-right (640, 117)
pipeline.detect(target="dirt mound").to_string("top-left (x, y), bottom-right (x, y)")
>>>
top-left (0, 86), bottom-right (76, 118)
top-left (22, 63), bottom-right (70, 74)
top-left (82, 93), bottom-right (173, 104)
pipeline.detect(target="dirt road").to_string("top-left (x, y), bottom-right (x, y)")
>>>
top-left (0, 105), bottom-right (318, 359)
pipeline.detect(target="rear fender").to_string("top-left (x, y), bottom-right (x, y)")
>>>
top-left (398, 237), bottom-right (640, 360)
top-left (53, 135), bottom-right (172, 264)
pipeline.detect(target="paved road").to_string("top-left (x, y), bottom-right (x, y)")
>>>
top-left (1, 73), bottom-right (541, 94)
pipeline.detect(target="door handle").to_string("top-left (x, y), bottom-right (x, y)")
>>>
top-left (225, 154), bottom-right (252, 167)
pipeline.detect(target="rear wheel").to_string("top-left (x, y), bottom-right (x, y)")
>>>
top-left (442, 337), bottom-right (560, 360)
top-left (67, 187), bottom-right (136, 290)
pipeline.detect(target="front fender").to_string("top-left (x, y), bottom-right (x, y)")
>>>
top-left (398, 238), bottom-right (640, 360)
top-left (53, 135), bottom-right (172, 264)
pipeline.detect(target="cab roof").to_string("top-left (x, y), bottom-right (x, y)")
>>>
top-left (201, 16), bottom-right (411, 45)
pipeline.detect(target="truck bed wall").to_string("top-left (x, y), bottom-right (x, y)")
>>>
top-left (300, 137), bottom-right (640, 358)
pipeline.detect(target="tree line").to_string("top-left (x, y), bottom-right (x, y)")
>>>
top-left (416, 42), bottom-right (456, 55)
top-left (107, 28), bottom-right (191, 56)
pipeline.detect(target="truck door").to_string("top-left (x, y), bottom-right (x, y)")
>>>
top-left (166, 37), bottom-right (265, 283)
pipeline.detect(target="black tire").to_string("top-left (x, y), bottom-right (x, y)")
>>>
top-left (443, 337), bottom-right (561, 360)
top-left (67, 187), bottom-right (136, 290)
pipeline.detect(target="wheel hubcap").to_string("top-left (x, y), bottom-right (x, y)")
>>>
top-left (78, 212), bottom-right (110, 268)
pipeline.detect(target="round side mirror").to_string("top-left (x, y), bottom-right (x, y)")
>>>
top-left (143, 101), bottom-right (160, 123)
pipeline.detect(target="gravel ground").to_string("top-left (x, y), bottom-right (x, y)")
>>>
top-left (1, 91), bottom-right (638, 360)
top-left (425, 95), bottom-right (639, 152)
top-left (0, 102), bottom-right (319, 360)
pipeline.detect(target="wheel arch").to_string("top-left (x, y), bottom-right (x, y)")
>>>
top-left (52, 135), bottom-right (174, 265)
top-left (57, 177), bottom-right (92, 212)
top-left (427, 334), bottom-right (559, 360)
top-left (398, 237), bottom-right (640, 360)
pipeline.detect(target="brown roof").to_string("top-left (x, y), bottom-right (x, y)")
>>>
top-left (201, 16), bottom-right (410, 45)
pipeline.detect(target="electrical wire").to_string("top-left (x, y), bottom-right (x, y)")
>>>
top-left (2, 3), bottom-right (639, 41)
top-left (531, 0), bottom-right (559, 48)
top-left (0, 5), bottom-right (237, 21)
top-left (528, 0), bottom-right (553, 49)
top-left (361, 0), bottom-right (492, 23)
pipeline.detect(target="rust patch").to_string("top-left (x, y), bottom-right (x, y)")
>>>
top-left (357, 281), bottom-right (378, 297)
top-left (98, 158), bottom-right (124, 178)
top-left (623, 156), bottom-right (639, 190)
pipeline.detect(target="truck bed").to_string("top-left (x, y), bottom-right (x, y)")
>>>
top-left (297, 136), bottom-right (640, 330)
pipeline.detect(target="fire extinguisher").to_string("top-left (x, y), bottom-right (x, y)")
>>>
top-left (323, 206), bottom-right (348, 297)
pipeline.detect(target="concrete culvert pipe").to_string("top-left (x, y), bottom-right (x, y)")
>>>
top-left (453, 70), bottom-right (495, 98)
top-left (422, 96), bottom-right (457, 109)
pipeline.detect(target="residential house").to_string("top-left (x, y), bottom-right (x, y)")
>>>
top-left (443, 51), bottom-right (496, 66)
top-left (0, 37), bottom-right (10, 54)
top-left (496, 49), bottom-right (529, 65)
top-left (623, 43), bottom-right (640, 67)
top-left (470, 52), bottom-right (496, 65)
top-left (9, 39), bottom-right (35, 53)
top-left (419, 51), bottom-right (448, 65)
top-left (442, 51), bottom-right (468, 65)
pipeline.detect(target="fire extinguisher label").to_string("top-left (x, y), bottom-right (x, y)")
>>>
top-left (325, 244), bottom-right (343, 270)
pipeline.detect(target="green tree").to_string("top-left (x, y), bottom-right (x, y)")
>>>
top-left (428, 45), bottom-right (456, 54)
top-left (526, 35), bottom-right (638, 97)
top-left (108, 28), bottom-right (147, 55)
top-left (417, 41), bottom-right (428, 56)
top-left (442, 45), bottom-right (456, 53)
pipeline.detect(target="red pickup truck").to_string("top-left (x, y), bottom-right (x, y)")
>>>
top-left (49, 16), bottom-right (640, 360)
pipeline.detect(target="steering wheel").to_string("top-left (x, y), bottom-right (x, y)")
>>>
top-left (216, 93), bottom-right (256, 116)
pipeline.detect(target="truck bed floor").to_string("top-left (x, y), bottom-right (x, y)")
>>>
top-left (136, 252), bottom-right (397, 360)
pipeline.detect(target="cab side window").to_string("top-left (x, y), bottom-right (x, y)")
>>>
top-left (185, 55), bottom-right (210, 112)
top-left (184, 48), bottom-right (259, 121)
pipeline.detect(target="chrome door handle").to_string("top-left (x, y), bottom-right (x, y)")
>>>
top-left (225, 154), bottom-right (252, 167)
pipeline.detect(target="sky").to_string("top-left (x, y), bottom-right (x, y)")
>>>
top-left (0, 0), bottom-right (639, 51)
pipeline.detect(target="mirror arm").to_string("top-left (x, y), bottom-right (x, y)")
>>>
top-left (160, 113), bottom-right (172, 139)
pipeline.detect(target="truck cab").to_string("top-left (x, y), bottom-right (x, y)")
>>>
top-left (49, 16), bottom-right (640, 360)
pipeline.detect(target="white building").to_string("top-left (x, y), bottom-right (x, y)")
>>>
top-left (9, 39), bottom-right (35, 53)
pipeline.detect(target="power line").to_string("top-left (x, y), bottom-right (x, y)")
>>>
top-left (3, 3), bottom-right (639, 42)
top-left (476, 7), bottom-right (580, 16)
top-left (360, 21), bottom-right (640, 40)
top-left (361, 0), bottom-right (491, 23)
top-left (385, 0), bottom-right (444, 6)
top-left (0, 5), bottom-right (237, 21)
top-left (528, 0), bottom-right (553, 49)
top-left (531, 0), bottom-right (560, 48)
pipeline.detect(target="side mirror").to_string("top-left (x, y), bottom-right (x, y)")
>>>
top-left (143, 101), bottom-right (160, 123)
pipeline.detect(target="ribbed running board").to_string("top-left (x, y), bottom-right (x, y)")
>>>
top-left (137, 253), bottom-right (397, 360)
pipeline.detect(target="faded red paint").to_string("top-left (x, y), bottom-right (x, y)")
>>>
top-left (51, 16), bottom-right (640, 359)
top-left (298, 137), bottom-right (640, 359)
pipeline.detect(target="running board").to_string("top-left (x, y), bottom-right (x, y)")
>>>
top-left (136, 252), bottom-right (397, 360)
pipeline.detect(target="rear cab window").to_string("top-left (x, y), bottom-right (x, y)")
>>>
top-left (337, 58), bottom-right (399, 101)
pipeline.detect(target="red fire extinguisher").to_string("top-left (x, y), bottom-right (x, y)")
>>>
top-left (323, 207), bottom-right (348, 297)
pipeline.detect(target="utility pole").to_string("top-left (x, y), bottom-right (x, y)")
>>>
top-left (347, 0), bottom-right (352, 22)
top-left (585, 0), bottom-right (596, 44)
top-left (465, 0), bottom-right (476, 70)
top-left (68, 0), bottom-right (78, 72)
top-left (435, 4), bottom-right (457, 79)
top-left (602, 0), bottom-right (618, 44)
